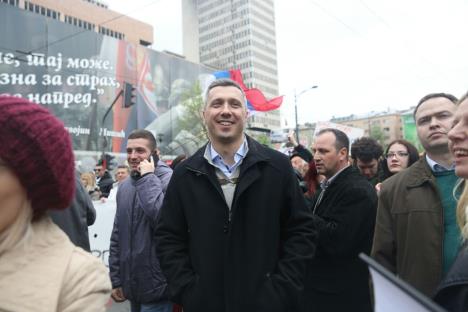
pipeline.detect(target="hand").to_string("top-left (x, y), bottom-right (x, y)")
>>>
top-left (288, 131), bottom-right (298, 147)
top-left (111, 287), bottom-right (126, 302)
top-left (375, 182), bottom-right (382, 194)
top-left (139, 156), bottom-right (155, 176)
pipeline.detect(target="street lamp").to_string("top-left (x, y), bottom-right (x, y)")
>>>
top-left (294, 85), bottom-right (318, 143)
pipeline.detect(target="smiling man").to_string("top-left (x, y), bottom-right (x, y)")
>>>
top-left (155, 79), bottom-right (316, 312)
top-left (109, 129), bottom-right (173, 312)
top-left (372, 93), bottom-right (461, 297)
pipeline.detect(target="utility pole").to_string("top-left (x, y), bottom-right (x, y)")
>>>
top-left (294, 85), bottom-right (318, 143)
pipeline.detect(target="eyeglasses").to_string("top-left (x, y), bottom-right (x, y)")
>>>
top-left (94, 168), bottom-right (102, 172)
top-left (386, 152), bottom-right (409, 159)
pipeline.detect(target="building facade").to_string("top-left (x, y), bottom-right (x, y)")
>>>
top-left (182, 0), bottom-right (281, 130)
top-left (331, 111), bottom-right (404, 147)
top-left (1, 0), bottom-right (153, 45)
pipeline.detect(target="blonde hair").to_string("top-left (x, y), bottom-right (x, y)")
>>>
top-left (80, 172), bottom-right (96, 192)
top-left (455, 179), bottom-right (468, 240)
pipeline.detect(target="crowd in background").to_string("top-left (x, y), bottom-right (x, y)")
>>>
top-left (1, 85), bottom-right (468, 312)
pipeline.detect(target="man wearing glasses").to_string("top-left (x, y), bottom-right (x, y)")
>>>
top-left (95, 160), bottom-right (114, 198)
top-left (372, 93), bottom-right (462, 297)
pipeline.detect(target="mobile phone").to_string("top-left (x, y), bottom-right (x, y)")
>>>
top-left (150, 151), bottom-right (159, 164)
top-left (131, 152), bottom-right (158, 179)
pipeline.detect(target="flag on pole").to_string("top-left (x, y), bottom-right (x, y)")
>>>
top-left (207, 69), bottom-right (283, 113)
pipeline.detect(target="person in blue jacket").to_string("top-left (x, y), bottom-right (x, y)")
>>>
top-left (109, 129), bottom-right (173, 312)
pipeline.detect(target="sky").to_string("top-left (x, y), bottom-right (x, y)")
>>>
top-left (106, 0), bottom-right (468, 127)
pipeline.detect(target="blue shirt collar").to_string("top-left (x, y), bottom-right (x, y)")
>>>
top-left (210, 136), bottom-right (248, 163)
top-left (204, 136), bottom-right (248, 178)
top-left (425, 154), bottom-right (455, 172)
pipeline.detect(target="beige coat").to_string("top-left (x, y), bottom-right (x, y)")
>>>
top-left (0, 217), bottom-right (111, 311)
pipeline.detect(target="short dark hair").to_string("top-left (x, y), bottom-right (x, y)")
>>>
top-left (351, 137), bottom-right (383, 162)
top-left (381, 139), bottom-right (420, 180)
top-left (204, 78), bottom-right (246, 107)
top-left (317, 128), bottom-right (350, 153)
top-left (127, 129), bottom-right (157, 151)
top-left (413, 93), bottom-right (458, 119)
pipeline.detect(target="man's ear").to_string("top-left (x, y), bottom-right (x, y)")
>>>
top-left (339, 147), bottom-right (348, 161)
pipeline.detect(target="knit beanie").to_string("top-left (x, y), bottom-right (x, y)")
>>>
top-left (290, 151), bottom-right (309, 164)
top-left (0, 96), bottom-right (75, 218)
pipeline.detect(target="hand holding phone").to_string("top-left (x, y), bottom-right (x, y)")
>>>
top-left (139, 155), bottom-right (155, 176)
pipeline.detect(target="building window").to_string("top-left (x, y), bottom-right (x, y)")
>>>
top-left (24, 2), bottom-right (60, 20)
top-left (98, 26), bottom-right (124, 40)
top-left (2, 0), bottom-right (19, 6)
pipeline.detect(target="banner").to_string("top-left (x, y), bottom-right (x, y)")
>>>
top-left (401, 113), bottom-right (423, 152)
top-left (88, 199), bottom-right (117, 267)
top-left (0, 5), bottom-right (212, 157)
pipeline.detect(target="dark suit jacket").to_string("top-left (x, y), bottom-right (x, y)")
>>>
top-left (49, 172), bottom-right (96, 251)
top-left (302, 166), bottom-right (377, 312)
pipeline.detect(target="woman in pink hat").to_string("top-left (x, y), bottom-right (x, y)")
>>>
top-left (0, 96), bottom-right (111, 311)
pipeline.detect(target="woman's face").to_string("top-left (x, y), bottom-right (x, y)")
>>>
top-left (80, 176), bottom-right (89, 187)
top-left (0, 159), bottom-right (27, 234)
top-left (386, 143), bottom-right (410, 174)
top-left (448, 99), bottom-right (468, 178)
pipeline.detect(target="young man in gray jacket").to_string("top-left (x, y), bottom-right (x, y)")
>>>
top-left (109, 129), bottom-right (173, 312)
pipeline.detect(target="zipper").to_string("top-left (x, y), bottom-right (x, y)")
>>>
top-left (129, 191), bottom-right (137, 299)
top-left (427, 178), bottom-right (444, 283)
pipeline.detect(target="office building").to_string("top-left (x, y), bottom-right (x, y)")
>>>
top-left (331, 110), bottom-right (404, 146)
top-left (182, 0), bottom-right (281, 130)
top-left (1, 0), bottom-right (153, 45)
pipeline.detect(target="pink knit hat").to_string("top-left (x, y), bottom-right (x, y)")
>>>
top-left (0, 96), bottom-right (75, 218)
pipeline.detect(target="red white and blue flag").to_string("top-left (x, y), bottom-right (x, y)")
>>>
top-left (206, 69), bottom-right (283, 113)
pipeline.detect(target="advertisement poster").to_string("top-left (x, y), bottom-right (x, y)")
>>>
top-left (401, 113), bottom-right (423, 152)
top-left (0, 5), bottom-right (212, 159)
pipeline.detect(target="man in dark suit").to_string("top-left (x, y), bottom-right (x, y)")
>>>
top-left (302, 128), bottom-right (377, 312)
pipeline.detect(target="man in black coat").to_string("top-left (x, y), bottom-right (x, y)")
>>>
top-left (95, 160), bottom-right (114, 198)
top-left (155, 78), bottom-right (317, 312)
top-left (301, 128), bottom-right (377, 312)
top-left (49, 171), bottom-right (96, 251)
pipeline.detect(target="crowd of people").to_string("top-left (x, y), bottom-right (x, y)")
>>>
top-left (1, 82), bottom-right (468, 312)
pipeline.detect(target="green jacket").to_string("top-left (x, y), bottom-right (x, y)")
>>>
top-left (371, 157), bottom-right (444, 296)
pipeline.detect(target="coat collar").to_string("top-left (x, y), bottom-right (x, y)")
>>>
top-left (325, 165), bottom-right (355, 190)
top-left (405, 157), bottom-right (435, 188)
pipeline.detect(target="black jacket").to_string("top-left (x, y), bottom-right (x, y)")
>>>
top-left (155, 137), bottom-right (317, 312)
top-left (434, 244), bottom-right (468, 312)
top-left (97, 171), bottom-right (114, 198)
top-left (302, 166), bottom-right (377, 312)
top-left (49, 172), bottom-right (96, 251)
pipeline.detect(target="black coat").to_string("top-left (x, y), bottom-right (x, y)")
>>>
top-left (155, 137), bottom-right (317, 312)
top-left (434, 244), bottom-right (468, 312)
top-left (301, 166), bottom-right (377, 312)
top-left (97, 170), bottom-right (114, 198)
top-left (49, 172), bottom-right (96, 251)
